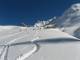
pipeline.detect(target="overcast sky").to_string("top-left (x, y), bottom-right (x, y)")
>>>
top-left (0, 0), bottom-right (80, 25)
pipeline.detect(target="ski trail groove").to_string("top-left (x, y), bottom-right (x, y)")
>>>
top-left (0, 31), bottom-right (24, 41)
top-left (6, 34), bottom-right (29, 45)
top-left (0, 46), bottom-right (6, 59)
top-left (0, 30), bottom-right (40, 60)
top-left (0, 45), bottom-right (9, 60)
top-left (16, 43), bottom-right (40, 60)
top-left (4, 46), bottom-right (9, 60)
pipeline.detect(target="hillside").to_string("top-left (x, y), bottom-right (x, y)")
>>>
top-left (0, 26), bottom-right (79, 60)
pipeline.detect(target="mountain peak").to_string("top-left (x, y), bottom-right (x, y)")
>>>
top-left (71, 3), bottom-right (80, 11)
top-left (54, 3), bottom-right (80, 39)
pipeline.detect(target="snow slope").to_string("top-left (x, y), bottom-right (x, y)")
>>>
top-left (0, 25), bottom-right (80, 60)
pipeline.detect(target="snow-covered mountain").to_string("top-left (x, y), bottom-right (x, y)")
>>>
top-left (34, 3), bottom-right (80, 39)
top-left (0, 3), bottom-right (80, 60)
top-left (55, 3), bottom-right (80, 39)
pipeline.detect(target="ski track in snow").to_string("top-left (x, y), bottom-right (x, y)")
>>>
top-left (0, 46), bottom-right (6, 59)
top-left (0, 46), bottom-right (9, 60)
top-left (16, 43), bottom-right (40, 60)
top-left (0, 30), bottom-right (40, 60)
top-left (0, 31), bottom-right (24, 41)
top-left (16, 37), bottom-right (40, 60)
top-left (6, 34), bottom-right (29, 45)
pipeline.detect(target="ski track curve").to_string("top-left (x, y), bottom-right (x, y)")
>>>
top-left (16, 43), bottom-right (40, 60)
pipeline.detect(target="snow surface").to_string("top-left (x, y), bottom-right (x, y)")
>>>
top-left (0, 25), bottom-right (80, 60)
